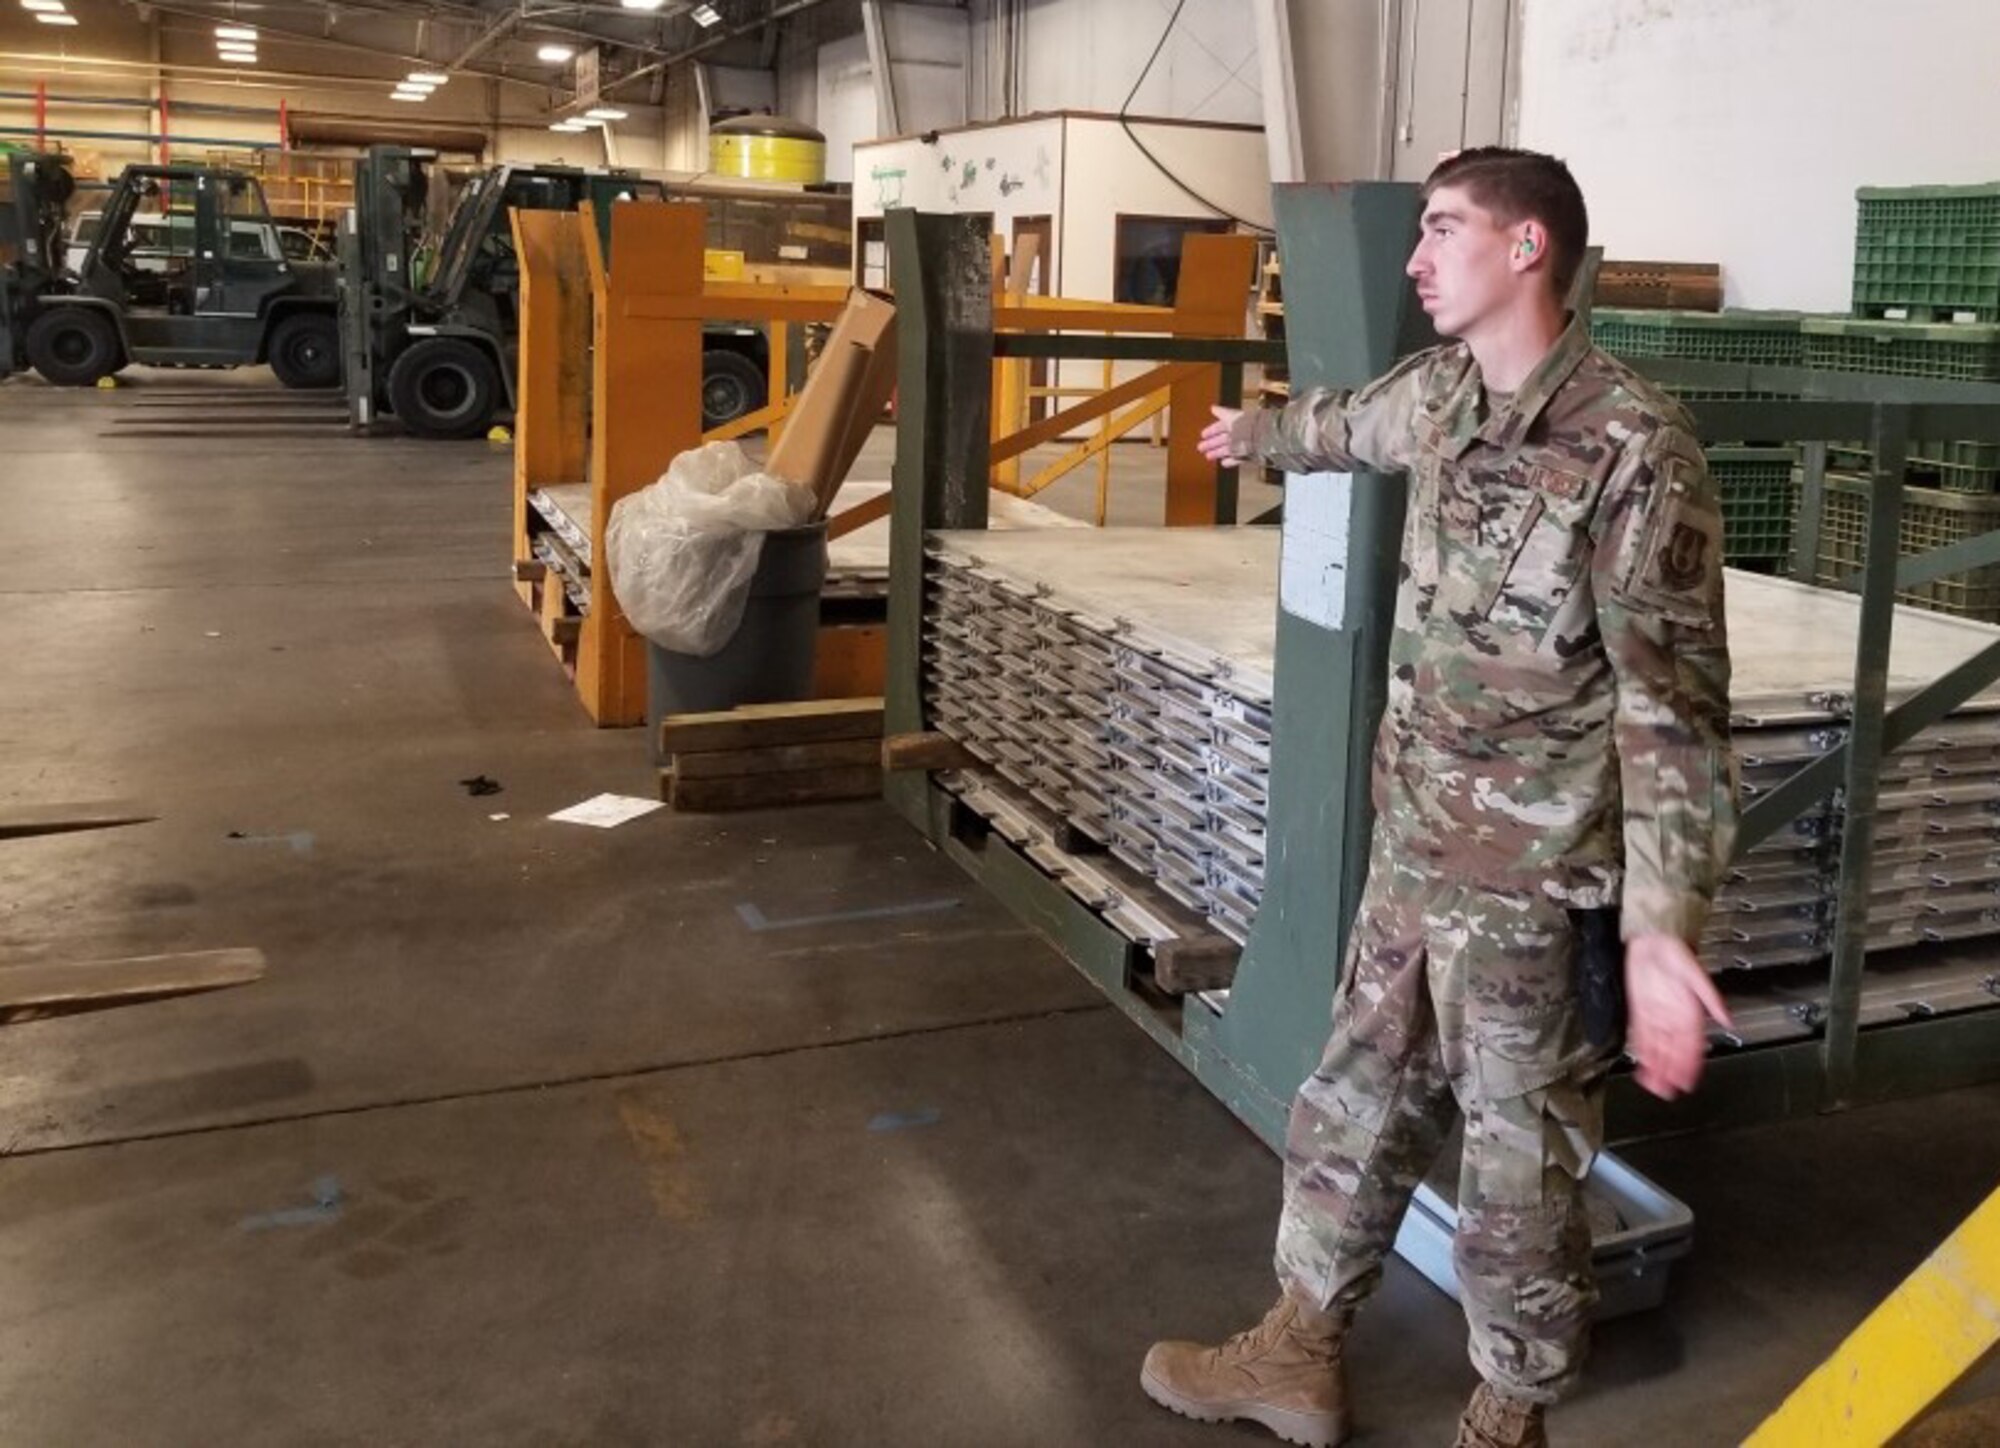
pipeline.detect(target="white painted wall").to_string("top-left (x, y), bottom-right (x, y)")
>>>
top-left (815, 30), bottom-right (875, 183)
top-left (852, 113), bottom-right (1267, 291)
top-left (969, 0), bottom-right (1264, 125)
top-left (851, 112), bottom-right (1064, 231)
top-left (1516, 0), bottom-right (2000, 311)
top-left (1058, 115), bottom-right (1270, 296)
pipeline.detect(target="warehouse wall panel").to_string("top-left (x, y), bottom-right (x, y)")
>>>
top-left (1516, 0), bottom-right (2000, 310)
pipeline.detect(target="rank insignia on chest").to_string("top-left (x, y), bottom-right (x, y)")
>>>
top-left (1531, 466), bottom-right (1591, 502)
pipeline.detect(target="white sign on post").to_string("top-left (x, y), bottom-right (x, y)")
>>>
top-left (1278, 471), bottom-right (1352, 632)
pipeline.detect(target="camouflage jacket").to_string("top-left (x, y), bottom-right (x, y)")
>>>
top-left (1232, 315), bottom-right (1737, 943)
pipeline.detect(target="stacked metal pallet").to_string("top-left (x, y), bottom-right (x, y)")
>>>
top-left (1704, 711), bottom-right (2000, 970)
top-left (923, 530), bottom-right (2000, 978)
top-left (926, 529), bottom-right (1277, 947)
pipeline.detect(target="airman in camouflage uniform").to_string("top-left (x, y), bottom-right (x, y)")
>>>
top-left (1142, 150), bottom-right (1737, 1448)
top-left (1255, 316), bottom-right (1737, 1389)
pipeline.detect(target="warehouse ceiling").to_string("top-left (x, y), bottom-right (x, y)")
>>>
top-left (119, 0), bottom-right (866, 102)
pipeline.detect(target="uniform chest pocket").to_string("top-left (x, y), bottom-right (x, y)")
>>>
top-left (1474, 465), bottom-right (1603, 639)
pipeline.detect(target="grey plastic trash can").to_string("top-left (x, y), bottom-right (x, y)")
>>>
top-left (648, 521), bottom-right (828, 762)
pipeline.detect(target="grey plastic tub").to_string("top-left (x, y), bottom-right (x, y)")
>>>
top-left (648, 521), bottom-right (828, 761)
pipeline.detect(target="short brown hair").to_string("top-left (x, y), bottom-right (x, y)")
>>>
top-left (1423, 147), bottom-right (1589, 297)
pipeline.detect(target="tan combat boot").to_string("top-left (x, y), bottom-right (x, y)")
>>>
top-left (1139, 1294), bottom-right (1350, 1448)
top-left (1454, 1382), bottom-right (1548, 1448)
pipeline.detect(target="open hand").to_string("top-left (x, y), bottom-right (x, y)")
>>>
top-left (1624, 934), bottom-right (1733, 1100)
top-left (1199, 405), bottom-right (1246, 465)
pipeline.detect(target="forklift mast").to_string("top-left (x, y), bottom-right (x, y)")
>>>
top-left (341, 148), bottom-right (664, 436)
top-left (0, 149), bottom-right (76, 377)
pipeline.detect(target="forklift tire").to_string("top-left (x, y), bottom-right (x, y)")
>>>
top-left (25, 309), bottom-right (122, 387)
top-left (268, 313), bottom-right (342, 390)
top-left (387, 338), bottom-right (502, 441)
top-left (702, 348), bottom-right (767, 430)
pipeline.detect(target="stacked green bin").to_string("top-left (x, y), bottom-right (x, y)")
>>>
top-left (1590, 307), bottom-right (1804, 400)
top-left (1708, 447), bottom-right (1798, 566)
top-left (1813, 472), bottom-right (2000, 621)
top-left (1852, 183), bottom-right (2000, 322)
top-left (1802, 318), bottom-right (2000, 492)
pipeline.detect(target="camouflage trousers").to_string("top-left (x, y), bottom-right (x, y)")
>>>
top-left (1273, 844), bottom-right (1610, 1405)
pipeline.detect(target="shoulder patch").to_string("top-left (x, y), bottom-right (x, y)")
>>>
top-left (1610, 452), bottom-right (1723, 628)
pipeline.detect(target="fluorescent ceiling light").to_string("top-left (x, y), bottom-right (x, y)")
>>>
top-left (36, 10), bottom-right (78, 21)
top-left (214, 24), bottom-right (257, 39)
top-left (550, 121), bottom-right (588, 133)
top-left (690, 3), bottom-right (721, 25)
top-left (217, 39), bottom-right (256, 51)
top-left (395, 80), bottom-right (435, 92)
top-left (216, 46), bottom-right (257, 56)
top-left (21, 1), bottom-right (66, 12)
top-left (408, 70), bottom-right (449, 84)
top-left (389, 91), bottom-right (426, 101)
top-left (621, 0), bottom-right (665, 9)
top-left (536, 44), bottom-right (574, 62)
top-left (583, 107), bottom-right (626, 121)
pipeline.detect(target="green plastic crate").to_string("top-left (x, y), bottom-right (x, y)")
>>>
top-left (1801, 317), bottom-right (2000, 382)
top-left (1591, 307), bottom-right (1804, 364)
top-left (1853, 183), bottom-right (2000, 322)
top-left (1591, 309), bottom-right (1806, 410)
top-left (1708, 446), bottom-right (1797, 562)
top-left (1812, 471), bottom-right (2000, 620)
top-left (1818, 438), bottom-right (2000, 496)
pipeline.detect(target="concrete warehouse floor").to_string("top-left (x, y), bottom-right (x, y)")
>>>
top-left (1, 369), bottom-right (1997, 1447)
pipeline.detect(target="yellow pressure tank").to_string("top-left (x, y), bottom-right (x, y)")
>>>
top-left (708, 115), bottom-right (827, 185)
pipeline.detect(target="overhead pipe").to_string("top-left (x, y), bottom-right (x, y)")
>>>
top-left (608, 0), bottom-right (848, 100)
top-left (0, 88), bottom-right (280, 119)
top-left (0, 123), bottom-right (278, 150)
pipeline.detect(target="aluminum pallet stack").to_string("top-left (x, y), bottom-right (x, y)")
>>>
top-left (922, 528), bottom-right (2000, 993)
top-left (926, 529), bottom-right (1278, 947)
top-left (1706, 713), bottom-right (2000, 971)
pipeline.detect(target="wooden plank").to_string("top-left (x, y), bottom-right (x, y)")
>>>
top-left (669, 764), bottom-right (883, 812)
top-left (825, 489), bottom-right (893, 541)
top-left (661, 697), bottom-right (884, 756)
top-left (670, 737), bottom-right (882, 780)
top-left (512, 559), bottom-right (548, 583)
top-left (881, 731), bottom-right (974, 772)
top-left (548, 616), bottom-right (582, 647)
top-left (0, 799), bottom-right (157, 841)
top-left (1150, 932), bottom-right (1243, 994)
top-left (0, 948), bottom-right (265, 1025)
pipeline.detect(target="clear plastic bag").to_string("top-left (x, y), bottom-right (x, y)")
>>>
top-left (606, 441), bottom-right (816, 656)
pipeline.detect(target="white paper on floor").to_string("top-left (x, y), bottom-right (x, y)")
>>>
top-left (548, 793), bottom-right (666, 828)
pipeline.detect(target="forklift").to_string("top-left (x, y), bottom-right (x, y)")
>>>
top-left (25, 163), bottom-right (341, 389)
top-left (0, 148), bottom-right (76, 380)
top-left (341, 151), bottom-right (671, 440)
top-left (341, 147), bottom-right (790, 441)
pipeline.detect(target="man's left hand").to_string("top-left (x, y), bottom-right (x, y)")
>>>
top-left (1624, 933), bottom-right (1733, 1100)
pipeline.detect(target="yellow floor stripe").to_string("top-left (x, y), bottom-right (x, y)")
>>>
top-left (1745, 1184), bottom-right (2000, 1446)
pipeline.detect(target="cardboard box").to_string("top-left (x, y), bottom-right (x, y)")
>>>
top-left (765, 288), bottom-right (898, 517)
